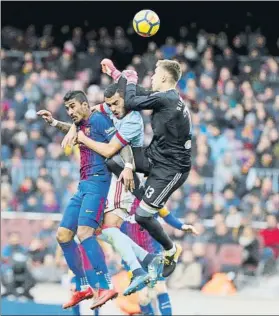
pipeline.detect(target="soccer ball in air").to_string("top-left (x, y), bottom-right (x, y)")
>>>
top-left (133, 9), bottom-right (160, 37)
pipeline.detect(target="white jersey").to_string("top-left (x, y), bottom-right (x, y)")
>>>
top-left (105, 173), bottom-right (146, 220)
top-left (104, 174), bottom-right (135, 219)
top-left (100, 102), bottom-right (145, 219)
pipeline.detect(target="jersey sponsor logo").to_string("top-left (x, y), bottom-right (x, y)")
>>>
top-left (85, 209), bottom-right (94, 213)
top-left (84, 127), bottom-right (90, 136)
top-left (105, 126), bottom-right (116, 135)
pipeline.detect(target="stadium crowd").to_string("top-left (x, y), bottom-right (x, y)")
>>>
top-left (1, 24), bottom-right (279, 292)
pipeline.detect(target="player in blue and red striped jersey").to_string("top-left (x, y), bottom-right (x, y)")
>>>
top-left (54, 90), bottom-right (118, 310)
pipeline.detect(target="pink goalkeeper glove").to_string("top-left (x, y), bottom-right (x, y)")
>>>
top-left (122, 70), bottom-right (138, 85)
top-left (101, 59), bottom-right (121, 82)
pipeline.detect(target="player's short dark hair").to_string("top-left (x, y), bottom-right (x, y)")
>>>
top-left (157, 59), bottom-right (182, 83)
top-left (104, 83), bottom-right (118, 98)
top-left (63, 90), bottom-right (88, 104)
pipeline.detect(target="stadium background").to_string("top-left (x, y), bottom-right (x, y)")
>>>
top-left (1, 1), bottom-right (279, 315)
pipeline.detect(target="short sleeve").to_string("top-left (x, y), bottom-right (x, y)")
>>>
top-left (115, 115), bottom-right (143, 146)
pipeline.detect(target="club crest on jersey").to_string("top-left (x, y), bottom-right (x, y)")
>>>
top-left (84, 127), bottom-right (90, 136)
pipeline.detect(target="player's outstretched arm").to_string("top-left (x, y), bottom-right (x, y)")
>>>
top-left (101, 59), bottom-right (121, 82)
top-left (159, 208), bottom-right (199, 235)
top-left (122, 71), bottom-right (161, 111)
top-left (37, 110), bottom-right (72, 134)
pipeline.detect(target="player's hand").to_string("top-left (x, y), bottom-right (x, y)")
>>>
top-left (118, 167), bottom-right (135, 192)
top-left (61, 129), bottom-right (77, 149)
top-left (122, 70), bottom-right (138, 85)
top-left (181, 224), bottom-right (199, 236)
top-left (37, 110), bottom-right (54, 125)
top-left (101, 59), bottom-right (121, 82)
top-left (77, 130), bottom-right (86, 144)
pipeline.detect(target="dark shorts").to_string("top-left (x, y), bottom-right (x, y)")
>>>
top-left (132, 147), bottom-right (190, 209)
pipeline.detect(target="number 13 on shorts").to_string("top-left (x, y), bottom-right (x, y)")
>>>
top-left (145, 185), bottom-right (155, 199)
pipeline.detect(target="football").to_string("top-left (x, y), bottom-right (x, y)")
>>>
top-left (133, 9), bottom-right (160, 37)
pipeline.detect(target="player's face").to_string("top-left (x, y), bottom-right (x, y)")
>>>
top-left (151, 66), bottom-right (165, 91)
top-left (105, 92), bottom-right (126, 119)
top-left (65, 98), bottom-right (88, 123)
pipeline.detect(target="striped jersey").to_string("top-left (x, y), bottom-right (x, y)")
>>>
top-left (77, 112), bottom-right (116, 180)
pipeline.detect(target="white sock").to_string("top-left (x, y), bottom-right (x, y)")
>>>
top-left (128, 238), bottom-right (149, 262)
top-left (101, 227), bottom-right (142, 272)
top-left (165, 244), bottom-right (176, 257)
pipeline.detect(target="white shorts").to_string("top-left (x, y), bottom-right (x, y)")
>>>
top-left (104, 174), bottom-right (135, 220)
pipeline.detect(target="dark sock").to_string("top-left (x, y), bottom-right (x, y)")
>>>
top-left (141, 253), bottom-right (157, 271)
top-left (135, 214), bottom-right (173, 250)
top-left (140, 303), bottom-right (155, 315)
top-left (59, 240), bottom-right (86, 283)
top-left (81, 236), bottom-right (112, 289)
top-left (157, 293), bottom-right (172, 315)
top-left (132, 268), bottom-right (146, 277)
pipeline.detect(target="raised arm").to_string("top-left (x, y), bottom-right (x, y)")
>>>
top-left (37, 110), bottom-right (72, 134)
top-left (159, 207), bottom-right (199, 235)
top-left (124, 81), bottom-right (162, 111)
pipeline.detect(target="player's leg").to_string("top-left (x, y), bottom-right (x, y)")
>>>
top-left (135, 167), bottom-right (189, 277)
top-left (138, 287), bottom-right (155, 316)
top-left (155, 280), bottom-right (172, 316)
top-left (77, 179), bottom-right (117, 310)
top-left (103, 213), bottom-right (162, 296)
top-left (101, 176), bottom-right (149, 278)
top-left (102, 211), bottom-right (145, 273)
top-left (58, 192), bottom-right (94, 308)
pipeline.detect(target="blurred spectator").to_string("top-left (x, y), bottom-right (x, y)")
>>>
top-left (238, 226), bottom-right (260, 274)
top-left (259, 215), bottom-right (279, 259)
top-left (1, 232), bottom-right (36, 299)
top-left (167, 250), bottom-right (203, 290)
top-left (209, 222), bottom-right (236, 245)
top-left (2, 232), bottom-right (27, 261)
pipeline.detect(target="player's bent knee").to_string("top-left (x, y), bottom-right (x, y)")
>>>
top-left (138, 200), bottom-right (159, 216)
top-left (56, 227), bottom-right (74, 243)
top-left (76, 226), bottom-right (94, 242)
top-left (103, 211), bottom-right (123, 228)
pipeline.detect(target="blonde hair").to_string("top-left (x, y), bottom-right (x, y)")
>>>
top-left (157, 59), bottom-right (182, 83)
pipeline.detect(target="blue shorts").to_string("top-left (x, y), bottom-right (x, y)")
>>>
top-left (60, 178), bottom-right (110, 231)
